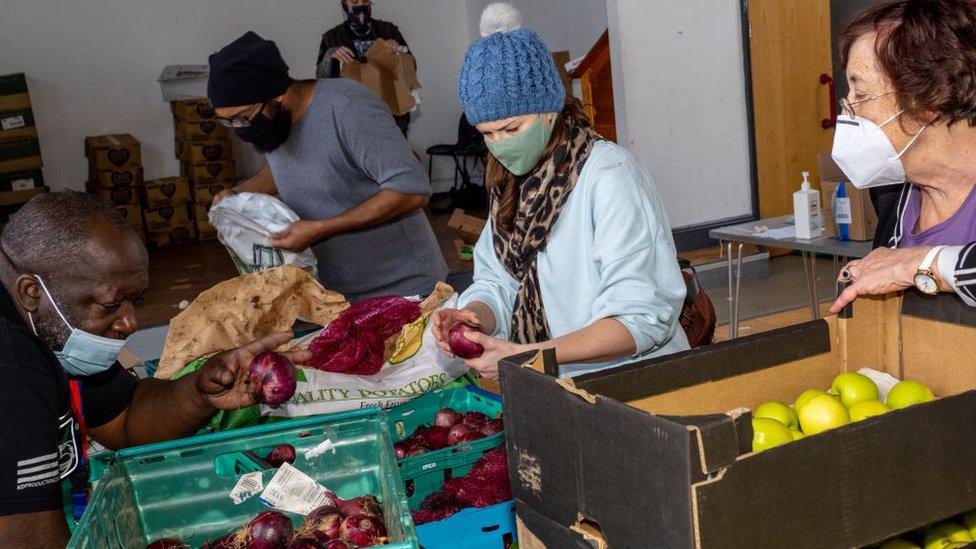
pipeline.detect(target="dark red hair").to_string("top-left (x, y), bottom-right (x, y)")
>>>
top-left (840, 0), bottom-right (976, 126)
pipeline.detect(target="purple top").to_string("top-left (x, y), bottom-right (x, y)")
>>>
top-left (899, 184), bottom-right (976, 248)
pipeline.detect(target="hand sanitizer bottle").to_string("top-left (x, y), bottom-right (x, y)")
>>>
top-left (794, 171), bottom-right (822, 239)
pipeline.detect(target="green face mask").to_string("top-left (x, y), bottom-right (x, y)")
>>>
top-left (485, 115), bottom-right (556, 176)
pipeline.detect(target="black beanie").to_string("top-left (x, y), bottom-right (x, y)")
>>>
top-left (207, 31), bottom-right (291, 108)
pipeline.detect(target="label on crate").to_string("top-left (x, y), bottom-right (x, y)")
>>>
top-left (230, 472), bottom-right (264, 505)
top-left (259, 463), bottom-right (334, 515)
top-left (1, 114), bottom-right (25, 131)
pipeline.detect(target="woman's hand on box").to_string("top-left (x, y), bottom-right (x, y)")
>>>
top-left (830, 246), bottom-right (935, 313)
top-left (195, 331), bottom-right (311, 410)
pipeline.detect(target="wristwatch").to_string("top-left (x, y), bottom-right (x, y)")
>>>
top-left (914, 245), bottom-right (947, 295)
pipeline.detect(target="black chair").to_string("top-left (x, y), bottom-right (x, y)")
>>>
top-left (426, 114), bottom-right (488, 192)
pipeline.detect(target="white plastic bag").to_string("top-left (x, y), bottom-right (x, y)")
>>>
top-left (209, 192), bottom-right (318, 277)
top-left (262, 295), bottom-right (469, 417)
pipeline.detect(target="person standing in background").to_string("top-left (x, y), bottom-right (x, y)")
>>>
top-left (317, 0), bottom-right (415, 136)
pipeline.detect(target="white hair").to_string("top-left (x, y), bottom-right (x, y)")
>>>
top-left (479, 3), bottom-right (523, 37)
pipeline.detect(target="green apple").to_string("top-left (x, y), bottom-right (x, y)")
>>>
top-left (924, 521), bottom-right (973, 549)
top-left (755, 401), bottom-right (798, 429)
top-left (887, 380), bottom-right (935, 410)
top-left (797, 393), bottom-right (850, 435)
top-left (830, 372), bottom-right (880, 408)
top-left (752, 417), bottom-right (793, 453)
top-left (848, 399), bottom-right (889, 421)
top-left (789, 428), bottom-right (805, 441)
top-left (794, 388), bottom-right (830, 413)
top-left (962, 509), bottom-right (976, 538)
top-left (879, 539), bottom-right (921, 549)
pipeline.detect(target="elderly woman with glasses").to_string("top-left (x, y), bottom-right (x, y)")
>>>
top-left (829, 0), bottom-right (976, 312)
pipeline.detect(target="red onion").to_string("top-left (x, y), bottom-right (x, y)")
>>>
top-left (249, 352), bottom-right (297, 406)
top-left (200, 534), bottom-right (233, 549)
top-left (461, 412), bottom-right (490, 430)
top-left (434, 407), bottom-right (462, 428)
top-left (480, 418), bottom-right (504, 436)
top-left (447, 424), bottom-right (480, 446)
top-left (339, 514), bottom-right (388, 547)
top-left (264, 444), bottom-right (296, 467)
top-left (298, 510), bottom-right (341, 543)
top-left (425, 426), bottom-right (450, 449)
top-left (393, 441), bottom-right (408, 459)
top-left (323, 541), bottom-right (353, 549)
top-left (448, 325), bottom-right (484, 359)
top-left (287, 538), bottom-right (325, 549)
top-left (146, 539), bottom-right (187, 549)
top-left (337, 495), bottom-right (382, 518)
top-left (245, 510), bottom-right (294, 549)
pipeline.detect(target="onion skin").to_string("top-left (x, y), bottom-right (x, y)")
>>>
top-left (287, 538), bottom-right (325, 549)
top-left (448, 325), bottom-right (484, 359)
top-left (337, 495), bottom-right (382, 518)
top-left (447, 424), bottom-right (479, 446)
top-left (323, 541), bottom-right (353, 549)
top-left (248, 352), bottom-right (297, 405)
top-left (264, 444), bottom-right (296, 467)
top-left (433, 408), bottom-right (462, 428)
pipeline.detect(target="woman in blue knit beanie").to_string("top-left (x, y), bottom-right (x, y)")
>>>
top-left (433, 3), bottom-right (690, 378)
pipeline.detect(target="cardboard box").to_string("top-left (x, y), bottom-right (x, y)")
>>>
top-left (142, 177), bottom-right (190, 208)
top-left (158, 65), bottom-right (209, 103)
top-left (170, 98), bottom-right (215, 121)
top-left (818, 153), bottom-right (877, 242)
top-left (113, 204), bottom-right (145, 231)
top-left (0, 137), bottom-right (42, 173)
top-left (86, 181), bottom-right (141, 206)
top-left (0, 187), bottom-right (45, 223)
top-left (0, 108), bottom-right (37, 141)
top-left (148, 224), bottom-right (197, 247)
top-left (447, 208), bottom-right (486, 244)
top-left (143, 203), bottom-right (191, 231)
top-left (0, 169), bottom-right (43, 193)
top-left (89, 165), bottom-right (143, 190)
top-left (191, 203), bottom-right (217, 240)
top-left (85, 134), bottom-right (141, 171)
top-left (501, 292), bottom-right (976, 549)
top-left (0, 73), bottom-right (31, 113)
top-left (191, 179), bottom-right (233, 204)
top-left (340, 39), bottom-right (420, 117)
top-left (174, 116), bottom-right (228, 143)
top-left (181, 159), bottom-right (236, 183)
top-left (181, 140), bottom-right (231, 164)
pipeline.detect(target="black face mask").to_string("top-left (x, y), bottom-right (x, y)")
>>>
top-left (345, 4), bottom-right (373, 35)
top-left (234, 108), bottom-right (292, 153)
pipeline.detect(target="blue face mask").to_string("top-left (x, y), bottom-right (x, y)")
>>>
top-left (28, 275), bottom-right (127, 377)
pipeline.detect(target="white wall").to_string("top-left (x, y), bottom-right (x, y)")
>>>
top-left (0, 0), bottom-right (471, 191)
top-left (464, 0), bottom-right (607, 60)
top-left (605, 0), bottom-right (753, 228)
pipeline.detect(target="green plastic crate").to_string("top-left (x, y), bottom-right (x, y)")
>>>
top-left (387, 386), bottom-right (503, 475)
top-left (69, 408), bottom-right (417, 549)
top-left (400, 441), bottom-right (516, 549)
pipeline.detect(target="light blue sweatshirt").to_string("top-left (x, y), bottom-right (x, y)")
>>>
top-left (458, 140), bottom-right (691, 377)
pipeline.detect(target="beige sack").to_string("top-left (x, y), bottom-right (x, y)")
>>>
top-left (155, 265), bottom-right (348, 379)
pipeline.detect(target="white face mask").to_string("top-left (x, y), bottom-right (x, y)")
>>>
top-left (830, 111), bottom-right (927, 189)
top-left (28, 275), bottom-right (127, 377)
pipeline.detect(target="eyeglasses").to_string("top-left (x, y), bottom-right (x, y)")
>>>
top-left (838, 91), bottom-right (895, 118)
top-left (215, 102), bottom-right (266, 128)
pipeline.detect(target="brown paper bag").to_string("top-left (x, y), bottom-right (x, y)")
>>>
top-left (155, 265), bottom-right (348, 379)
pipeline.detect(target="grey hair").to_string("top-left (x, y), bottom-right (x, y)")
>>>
top-left (1, 191), bottom-right (136, 282)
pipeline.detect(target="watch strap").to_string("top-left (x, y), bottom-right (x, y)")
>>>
top-left (919, 245), bottom-right (947, 273)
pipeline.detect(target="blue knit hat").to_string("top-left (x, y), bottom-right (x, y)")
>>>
top-left (458, 15), bottom-right (565, 125)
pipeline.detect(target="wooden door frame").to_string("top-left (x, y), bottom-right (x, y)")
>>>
top-left (672, 0), bottom-right (760, 252)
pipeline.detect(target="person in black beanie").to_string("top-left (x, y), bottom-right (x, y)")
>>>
top-left (208, 31), bottom-right (447, 301)
top-left (316, 0), bottom-right (415, 135)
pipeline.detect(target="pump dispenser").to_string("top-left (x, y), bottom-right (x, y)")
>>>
top-left (794, 171), bottom-right (822, 239)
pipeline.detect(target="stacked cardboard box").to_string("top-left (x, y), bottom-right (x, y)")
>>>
top-left (142, 177), bottom-right (196, 246)
top-left (85, 133), bottom-right (145, 241)
top-left (171, 99), bottom-right (235, 240)
top-left (0, 73), bottom-right (47, 227)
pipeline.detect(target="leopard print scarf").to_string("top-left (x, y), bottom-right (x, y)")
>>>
top-left (491, 121), bottom-right (601, 344)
